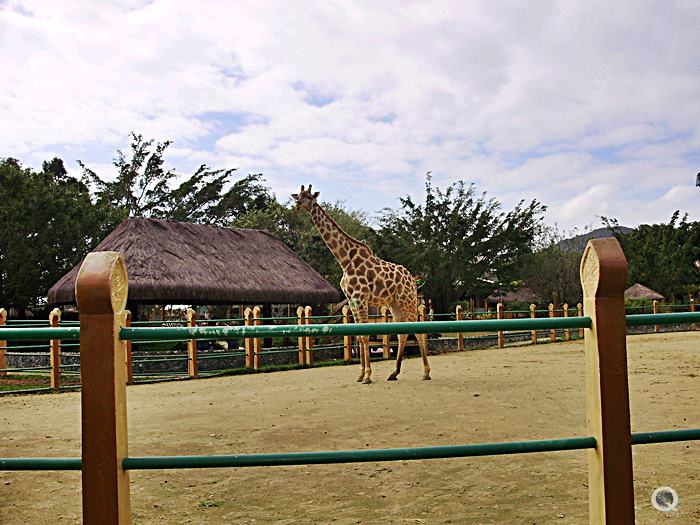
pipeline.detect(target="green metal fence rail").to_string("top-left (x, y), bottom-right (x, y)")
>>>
top-left (4, 428), bottom-right (700, 471)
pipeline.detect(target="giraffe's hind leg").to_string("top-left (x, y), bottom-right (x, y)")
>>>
top-left (387, 302), bottom-right (407, 380)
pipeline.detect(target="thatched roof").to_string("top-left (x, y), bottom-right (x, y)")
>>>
top-left (487, 286), bottom-right (538, 304)
top-left (624, 283), bottom-right (664, 301)
top-left (48, 218), bottom-right (340, 305)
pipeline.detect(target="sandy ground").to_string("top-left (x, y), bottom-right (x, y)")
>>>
top-left (1, 332), bottom-right (698, 525)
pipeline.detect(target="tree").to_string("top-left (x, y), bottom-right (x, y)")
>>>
top-left (520, 225), bottom-right (584, 306)
top-left (0, 158), bottom-right (103, 314)
top-left (376, 174), bottom-right (546, 312)
top-left (605, 212), bottom-right (700, 300)
top-left (234, 199), bottom-right (377, 290)
top-left (79, 133), bottom-right (273, 229)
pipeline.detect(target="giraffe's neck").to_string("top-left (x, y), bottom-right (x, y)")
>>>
top-left (309, 202), bottom-right (369, 269)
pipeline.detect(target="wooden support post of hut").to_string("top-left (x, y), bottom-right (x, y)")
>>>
top-left (381, 306), bottom-right (391, 358)
top-left (244, 308), bottom-right (254, 369)
top-left (297, 306), bottom-right (306, 366)
top-left (0, 308), bottom-right (7, 377)
top-left (691, 299), bottom-right (696, 331)
top-left (549, 303), bottom-right (557, 343)
top-left (253, 306), bottom-right (262, 370)
top-left (653, 300), bottom-right (660, 333)
top-left (578, 303), bottom-right (584, 338)
top-left (305, 306), bottom-right (315, 365)
top-left (530, 304), bottom-right (537, 344)
top-left (455, 305), bottom-right (464, 352)
top-left (187, 308), bottom-right (198, 379)
top-left (49, 307), bottom-right (61, 391)
top-left (125, 311), bottom-right (133, 384)
top-left (581, 238), bottom-right (635, 524)
top-left (563, 303), bottom-right (570, 341)
top-left (75, 251), bottom-right (132, 523)
top-left (342, 305), bottom-right (352, 361)
top-left (497, 303), bottom-right (504, 348)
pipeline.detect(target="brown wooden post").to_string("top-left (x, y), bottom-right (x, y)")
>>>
top-left (580, 238), bottom-right (635, 525)
top-left (578, 303), bottom-right (584, 338)
top-left (0, 308), bottom-right (7, 377)
top-left (49, 307), bottom-right (61, 391)
top-left (653, 299), bottom-right (660, 333)
top-left (244, 308), bottom-right (253, 369)
top-left (530, 304), bottom-right (537, 344)
top-left (563, 303), bottom-right (570, 341)
top-left (253, 306), bottom-right (262, 369)
top-left (548, 303), bottom-right (557, 343)
top-left (187, 308), bottom-right (198, 379)
top-left (342, 305), bottom-right (352, 361)
top-left (455, 305), bottom-right (464, 352)
top-left (304, 305), bottom-right (315, 365)
top-left (297, 306), bottom-right (306, 365)
top-left (497, 302), bottom-right (504, 348)
top-left (381, 306), bottom-right (391, 358)
top-left (75, 251), bottom-right (131, 524)
top-left (125, 311), bottom-right (133, 384)
top-left (418, 303), bottom-right (426, 323)
top-left (691, 299), bottom-right (696, 331)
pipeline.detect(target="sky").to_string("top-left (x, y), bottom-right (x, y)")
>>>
top-left (2, 0), bottom-right (700, 231)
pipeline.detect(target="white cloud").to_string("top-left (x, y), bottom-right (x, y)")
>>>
top-left (1, 0), bottom-right (700, 230)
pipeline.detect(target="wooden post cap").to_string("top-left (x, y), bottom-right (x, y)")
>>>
top-left (76, 251), bottom-right (128, 315)
top-left (0, 308), bottom-right (7, 323)
top-left (580, 238), bottom-right (628, 299)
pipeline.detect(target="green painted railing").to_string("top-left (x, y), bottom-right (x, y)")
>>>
top-left (4, 428), bottom-right (700, 471)
top-left (2, 311), bottom-right (700, 343)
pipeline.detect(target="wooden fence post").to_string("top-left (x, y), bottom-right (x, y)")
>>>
top-left (580, 238), bottom-right (635, 525)
top-left (418, 304), bottom-right (426, 323)
top-left (653, 300), bottom-right (660, 333)
top-left (548, 304), bottom-right (557, 343)
top-left (563, 303), bottom-right (570, 341)
top-left (244, 308), bottom-right (253, 369)
top-left (497, 303), bottom-right (504, 348)
top-left (0, 308), bottom-right (7, 377)
top-left (304, 306), bottom-right (314, 366)
top-left (187, 308), bottom-right (198, 379)
top-left (578, 303), bottom-right (584, 338)
top-left (530, 304), bottom-right (537, 344)
top-left (342, 305), bottom-right (352, 361)
top-left (49, 307), bottom-right (61, 392)
top-left (381, 306), bottom-right (391, 358)
top-left (297, 306), bottom-right (306, 366)
top-left (75, 251), bottom-right (131, 524)
top-left (691, 299), bottom-right (696, 331)
top-left (455, 305), bottom-right (464, 352)
top-left (253, 306), bottom-right (262, 370)
top-left (125, 311), bottom-right (133, 384)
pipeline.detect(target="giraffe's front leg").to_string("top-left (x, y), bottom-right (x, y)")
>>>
top-left (361, 335), bottom-right (372, 384)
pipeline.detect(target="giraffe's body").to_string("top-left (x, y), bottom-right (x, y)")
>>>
top-left (293, 185), bottom-right (430, 383)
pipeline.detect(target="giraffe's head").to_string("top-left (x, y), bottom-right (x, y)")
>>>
top-left (291, 184), bottom-right (320, 211)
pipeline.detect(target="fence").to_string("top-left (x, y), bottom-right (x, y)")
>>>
top-left (1, 238), bottom-right (700, 524)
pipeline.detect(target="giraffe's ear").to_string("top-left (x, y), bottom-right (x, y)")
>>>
top-left (291, 193), bottom-right (299, 200)
top-left (313, 191), bottom-right (320, 199)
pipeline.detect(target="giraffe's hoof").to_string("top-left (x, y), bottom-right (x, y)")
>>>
top-left (362, 377), bottom-right (372, 384)
top-left (387, 372), bottom-right (398, 381)
top-left (356, 375), bottom-right (365, 382)
top-left (422, 374), bottom-right (431, 381)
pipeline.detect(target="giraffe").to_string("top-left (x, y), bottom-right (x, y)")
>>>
top-left (292, 185), bottom-right (430, 384)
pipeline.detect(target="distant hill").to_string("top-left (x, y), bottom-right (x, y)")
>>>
top-left (558, 226), bottom-right (634, 251)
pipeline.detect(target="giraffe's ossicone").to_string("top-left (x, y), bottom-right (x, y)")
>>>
top-left (292, 184), bottom-right (431, 384)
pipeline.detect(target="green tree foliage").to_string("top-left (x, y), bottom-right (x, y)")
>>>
top-left (234, 199), bottom-right (377, 291)
top-left (0, 158), bottom-right (102, 313)
top-left (79, 133), bottom-right (273, 228)
top-left (520, 226), bottom-right (584, 306)
top-left (606, 212), bottom-right (700, 300)
top-left (377, 174), bottom-right (546, 312)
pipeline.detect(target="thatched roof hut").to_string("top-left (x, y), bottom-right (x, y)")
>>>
top-left (48, 218), bottom-right (340, 306)
top-left (624, 283), bottom-right (664, 301)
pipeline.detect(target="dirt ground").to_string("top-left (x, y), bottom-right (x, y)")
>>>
top-left (1, 332), bottom-right (698, 524)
